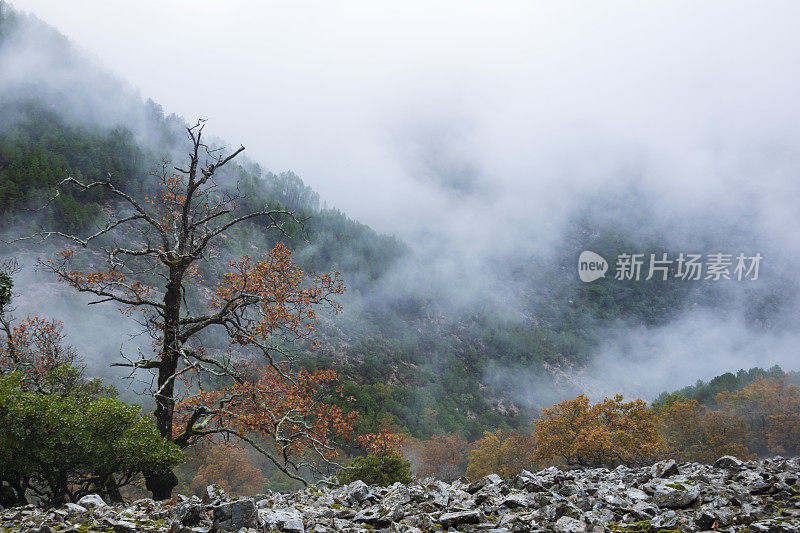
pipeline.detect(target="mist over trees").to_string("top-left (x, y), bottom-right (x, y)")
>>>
top-left (1, 0), bottom-right (800, 501)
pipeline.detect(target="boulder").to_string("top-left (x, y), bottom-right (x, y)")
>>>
top-left (174, 502), bottom-right (205, 526)
top-left (259, 508), bottom-right (304, 532)
top-left (652, 481), bottom-right (700, 509)
top-left (439, 509), bottom-right (482, 527)
top-left (201, 484), bottom-right (227, 504)
top-left (76, 494), bottom-right (106, 510)
top-left (714, 455), bottom-right (744, 469)
top-left (62, 503), bottom-right (87, 516)
top-left (212, 499), bottom-right (258, 531)
top-left (467, 474), bottom-right (503, 493)
top-left (651, 459), bottom-right (680, 478)
top-left (554, 516), bottom-right (587, 533)
top-left (342, 480), bottom-right (370, 505)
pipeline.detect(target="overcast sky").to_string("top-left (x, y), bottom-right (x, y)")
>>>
top-left (7, 1), bottom-right (800, 396)
top-left (9, 1), bottom-right (800, 240)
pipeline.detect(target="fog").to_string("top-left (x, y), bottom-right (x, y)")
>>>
top-left (4, 0), bottom-right (800, 405)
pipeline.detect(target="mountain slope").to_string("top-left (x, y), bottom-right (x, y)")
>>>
top-left (1, 1), bottom-right (798, 444)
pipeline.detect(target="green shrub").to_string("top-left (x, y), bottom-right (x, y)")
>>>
top-left (0, 372), bottom-right (183, 506)
top-left (337, 451), bottom-right (413, 487)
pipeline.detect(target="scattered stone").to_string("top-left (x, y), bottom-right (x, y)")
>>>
top-left (439, 509), bottom-right (482, 527)
top-left (651, 458), bottom-right (680, 478)
top-left (259, 508), bottom-right (304, 532)
top-left (714, 454), bottom-right (745, 469)
top-left (2, 457), bottom-right (800, 532)
top-left (212, 498), bottom-right (257, 531)
top-left (652, 480), bottom-right (701, 509)
top-left (76, 494), bottom-right (106, 510)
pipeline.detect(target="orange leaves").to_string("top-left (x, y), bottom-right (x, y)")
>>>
top-left (416, 433), bottom-right (470, 482)
top-left (715, 376), bottom-right (800, 456)
top-left (532, 394), bottom-right (663, 468)
top-left (175, 364), bottom-right (357, 464)
top-left (144, 170), bottom-right (188, 231)
top-left (46, 250), bottom-right (156, 316)
top-left (357, 429), bottom-right (405, 455)
top-left (532, 380), bottom-right (800, 468)
top-left (213, 243), bottom-right (345, 346)
top-left (0, 315), bottom-right (77, 388)
top-left (658, 397), bottom-right (754, 462)
top-left (465, 429), bottom-right (536, 481)
top-left (189, 444), bottom-right (268, 496)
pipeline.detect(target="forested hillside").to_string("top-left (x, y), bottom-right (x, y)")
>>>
top-left (2, 1), bottom-right (799, 499)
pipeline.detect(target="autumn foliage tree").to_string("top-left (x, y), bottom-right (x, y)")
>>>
top-left (0, 259), bottom-right (109, 399)
top-left (189, 445), bottom-right (268, 497)
top-left (716, 376), bottom-right (800, 456)
top-left (20, 122), bottom-right (352, 499)
top-left (466, 429), bottom-right (536, 480)
top-left (657, 396), bottom-right (753, 463)
top-left (532, 394), bottom-right (663, 468)
top-left (417, 433), bottom-right (470, 482)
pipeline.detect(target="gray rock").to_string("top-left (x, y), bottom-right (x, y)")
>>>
top-left (201, 484), bottom-right (227, 504)
top-left (651, 510), bottom-right (678, 529)
top-left (439, 509), bottom-right (482, 527)
top-left (652, 481), bottom-right (700, 509)
top-left (500, 493), bottom-right (530, 508)
top-left (651, 459), bottom-right (680, 478)
top-left (103, 518), bottom-right (137, 532)
top-left (382, 484), bottom-right (411, 507)
top-left (62, 503), bottom-right (87, 516)
top-left (259, 508), bottom-right (304, 532)
top-left (342, 480), bottom-right (370, 505)
top-left (332, 517), bottom-right (351, 530)
top-left (212, 499), bottom-right (258, 531)
top-left (174, 502), bottom-right (204, 526)
top-left (354, 506), bottom-right (390, 526)
top-left (625, 488), bottom-right (649, 501)
top-left (76, 494), bottom-right (106, 510)
top-left (554, 516), bottom-right (587, 533)
top-left (467, 474), bottom-right (503, 494)
top-left (714, 455), bottom-right (744, 469)
top-left (424, 481), bottom-right (450, 507)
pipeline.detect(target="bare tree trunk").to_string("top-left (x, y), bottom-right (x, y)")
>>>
top-left (144, 470), bottom-right (179, 501)
top-left (146, 269), bottom-right (184, 499)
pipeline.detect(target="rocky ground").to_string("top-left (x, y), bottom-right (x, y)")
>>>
top-left (2, 456), bottom-right (800, 532)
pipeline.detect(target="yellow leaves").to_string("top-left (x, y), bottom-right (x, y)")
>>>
top-left (658, 397), bottom-right (754, 462)
top-left (715, 376), bottom-right (800, 456)
top-left (465, 429), bottom-right (536, 480)
top-left (532, 394), bottom-right (663, 468)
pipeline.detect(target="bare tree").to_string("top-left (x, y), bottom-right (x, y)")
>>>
top-left (16, 121), bottom-right (350, 499)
